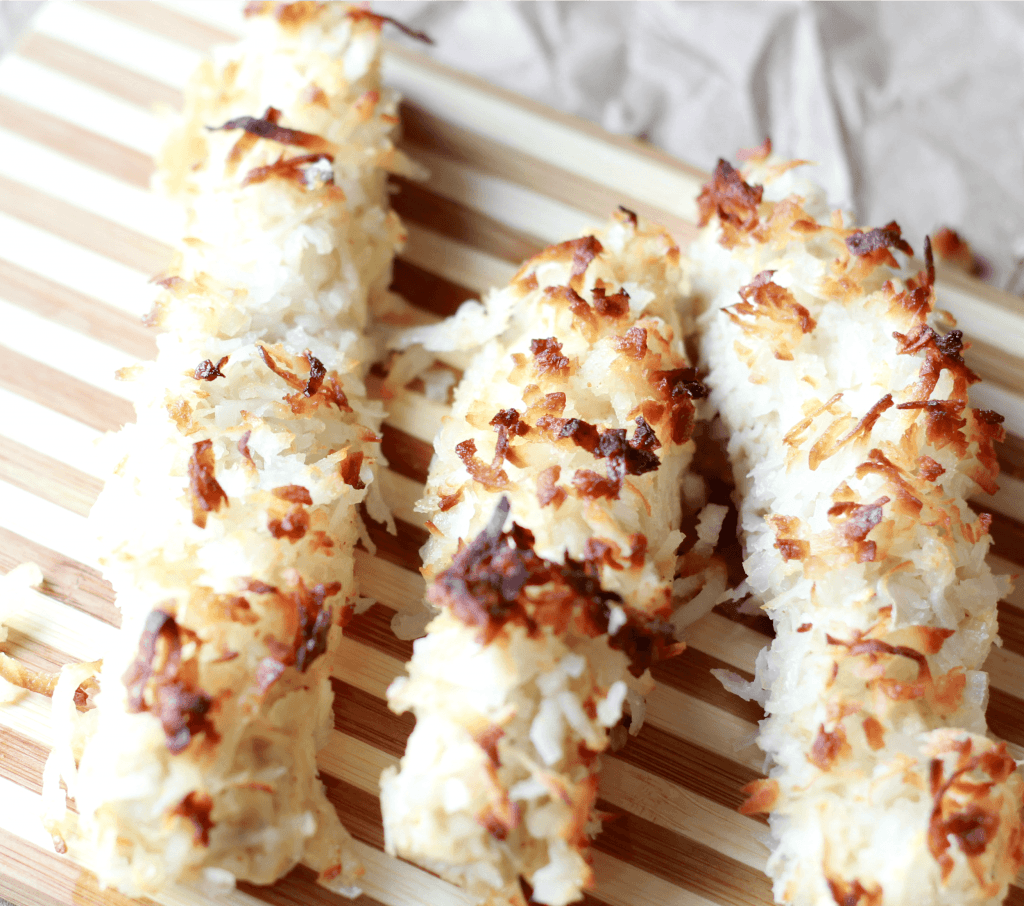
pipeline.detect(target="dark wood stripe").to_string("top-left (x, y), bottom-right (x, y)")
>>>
top-left (390, 175), bottom-right (545, 266)
top-left (390, 253), bottom-right (480, 317)
top-left (0, 259), bottom-right (156, 361)
top-left (999, 602), bottom-right (1024, 656)
top-left (712, 600), bottom-right (775, 641)
top-left (0, 435), bottom-right (101, 519)
top-left (360, 511), bottom-right (428, 575)
top-left (593, 798), bottom-right (772, 906)
top-left (987, 687), bottom-right (1024, 748)
top-left (344, 604), bottom-right (414, 664)
top-left (398, 104), bottom-right (698, 245)
top-left (379, 423), bottom-right (432, 485)
top-left (82, 1), bottom-right (236, 51)
top-left (1009, 884), bottom-right (1024, 906)
top-left (0, 528), bottom-right (118, 627)
top-left (0, 95), bottom-right (152, 189)
top-left (0, 173), bottom-right (171, 277)
top-left (0, 344), bottom-right (134, 433)
top-left (991, 511), bottom-right (1024, 569)
top-left (611, 722), bottom-right (763, 818)
top-left (651, 647), bottom-right (763, 727)
top-left (16, 31), bottom-right (183, 111)
top-left (331, 679), bottom-right (412, 760)
top-left (998, 436), bottom-right (1024, 481)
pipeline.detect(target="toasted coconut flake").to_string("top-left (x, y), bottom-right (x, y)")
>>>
top-left (845, 221), bottom-right (914, 261)
top-left (727, 270), bottom-right (816, 361)
top-left (345, 7), bottom-right (434, 44)
top-left (932, 227), bottom-right (986, 277)
top-left (123, 610), bottom-right (216, 754)
top-left (696, 159), bottom-right (763, 245)
top-left (826, 877), bottom-right (883, 906)
top-left (188, 440), bottom-right (228, 529)
top-left (171, 792), bottom-right (215, 846)
top-left (739, 778), bottom-right (779, 816)
top-left (209, 109), bottom-right (331, 153)
top-left (616, 205), bottom-right (638, 227)
top-left (0, 653), bottom-right (99, 711)
top-left (193, 356), bottom-right (228, 381)
top-left (242, 152), bottom-right (336, 190)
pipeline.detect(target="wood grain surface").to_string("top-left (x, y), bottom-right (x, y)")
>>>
top-left (0, 4), bottom-right (1022, 906)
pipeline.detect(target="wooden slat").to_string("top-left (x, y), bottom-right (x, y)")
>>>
top-left (81, 1), bottom-right (236, 52)
top-left (0, 827), bottom-right (155, 906)
top-left (0, 345), bottom-right (134, 433)
top-left (16, 31), bottom-right (183, 110)
top-left (397, 104), bottom-right (699, 244)
top-left (0, 259), bottom-right (157, 360)
top-left (0, 173), bottom-right (170, 276)
top-left (0, 435), bottom-right (101, 519)
top-left (0, 95), bottom-right (152, 189)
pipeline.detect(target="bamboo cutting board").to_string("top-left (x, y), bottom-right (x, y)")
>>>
top-left (1, 4), bottom-right (1023, 906)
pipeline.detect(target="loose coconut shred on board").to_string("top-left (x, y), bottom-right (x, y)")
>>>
top-left (43, 3), bottom-right (419, 896)
top-left (691, 143), bottom-right (1024, 906)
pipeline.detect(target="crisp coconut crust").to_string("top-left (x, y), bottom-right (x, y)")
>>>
top-left (382, 217), bottom-right (727, 906)
top-left (692, 142), bottom-right (1024, 906)
top-left (49, 3), bottom-right (414, 897)
top-left (402, 211), bottom-right (726, 627)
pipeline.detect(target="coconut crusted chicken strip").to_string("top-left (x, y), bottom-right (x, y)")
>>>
top-left (49, 4), bottom-right (415, 896)
top-left (381, 213), bottom-right (726, 906)
top-left (690, 146), bottom-right (1024, 905)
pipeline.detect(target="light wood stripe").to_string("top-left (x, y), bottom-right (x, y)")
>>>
top-left (17, 31), bottom-right (183, 111)
top-left (0, 436), bottom-right (101, 520)
top-left (0, 173), bottom-right (171, 276)
top-left (86, 0), bottom-right (237, 52)
top-left (0, 211), bottom-right (156, 320)
top-left (0, 54), bottom-right (162, 156)
top-left (0, 125), bottom-right (177, 245)
top-left (0, 344), bottom-right (133, 433)
top-left (0, 258), bottom-right (157, 360)
top-left (0, 94), bottom-right (152, 189)
top-left (31, 0), bottom-right (201, 91)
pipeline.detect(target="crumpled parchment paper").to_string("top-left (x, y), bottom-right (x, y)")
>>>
top-left (377, 1), bottom-right (1024, 293)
